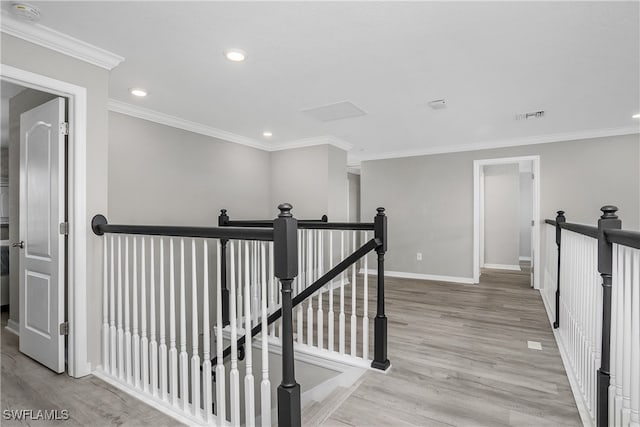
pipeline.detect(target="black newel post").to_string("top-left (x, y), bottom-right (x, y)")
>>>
top-left (371, 207), bottom-right (390, 371)
top-left (596, 205), bottom-right (621, 427)
top-left (218, 209), bottom-right (230, 326)
top-left (274, 203), bottom-right (300, 427)
top-left (553, 210), bottom-right (566, 329)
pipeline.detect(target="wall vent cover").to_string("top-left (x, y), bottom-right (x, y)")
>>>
top-left (302, 101), bottom-right (367, 122)
top-left (516, 110), bottom-right (545, 121)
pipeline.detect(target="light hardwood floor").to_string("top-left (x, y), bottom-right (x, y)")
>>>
top-left (1, 266), bottom-right (580, 426)
top-left (319, 267), bottom-right (582, 427)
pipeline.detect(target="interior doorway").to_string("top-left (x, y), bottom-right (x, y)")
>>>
top-left (1, 81), bottom-right (68, 373)
top-left (1, 64), bottom-right (90, 378)
top-left (473, 156), bottom-right (541, 288)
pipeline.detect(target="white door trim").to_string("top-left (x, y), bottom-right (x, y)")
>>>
top-left (473, 155), bottom-right (541, 289)
top-left (1, 63), bottom-right (90, 377)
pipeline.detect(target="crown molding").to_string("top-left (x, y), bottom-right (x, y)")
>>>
top-left (108, 99), bottom-right (355, 153)
top-left (350, 125), bottom-right (640, 164)
top-left (108, 99), bottom-right (269, 150)
top-left (0, 12), bottom-right (124, 70)
top-left (270, 135), bottom-right (353, 152)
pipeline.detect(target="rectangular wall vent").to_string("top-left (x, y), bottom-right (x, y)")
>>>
top-left (515, 110), bottom-right (545, 121)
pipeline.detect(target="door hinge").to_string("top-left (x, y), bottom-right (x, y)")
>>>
top-left (59, 322), bottom-right (69, 336)
top-left (60, 122), bottom-right (69, 136)
top-left (531, 220), bottom-right (535, 226)
top-left (60, 222), bottom-right (69, 235)
top-left (531, 173), bottom-right (535, 180)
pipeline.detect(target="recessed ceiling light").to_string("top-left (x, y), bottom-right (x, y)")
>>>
top-left (263, 131), bottom-right (273, 137)
top-left (225, 49), bottom-right (247, 62)
top-left (130, 88), bottom-right (147, 97)
top-left (10, 2), bottom-right (41, 22)
top-left (633, 113), bottom-right (640, 119)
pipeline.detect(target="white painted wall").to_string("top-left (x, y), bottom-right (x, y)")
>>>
top-left (519, 169), bottom-right (533, 259)
top-left (483, 164), bottom-right (520, 268)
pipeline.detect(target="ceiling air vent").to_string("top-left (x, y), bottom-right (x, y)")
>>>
top-left (516, 110), bottom-right (545, 121)
top-left (302, 101), bottom-right (367, 122)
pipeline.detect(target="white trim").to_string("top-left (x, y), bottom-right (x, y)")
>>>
top-left (5, 319), bottom-right (19, 336)
top-left (92, 370), bottom-right (205, 426)
top-left (108, 99), bottom-right (268, 150)
top-left (473, 156), bottom-right (541, 290)
top-left (108, 100), bottom-right (353, 153)
top-left (519, 256), bottom-right (532, 262)
top-left (539, 290), bottom-right (594, 427)
top-left (359, 268), bottom-right (475, 285)
top-left (271, 135), bottom-right (353, 152)
top-left (0, 13), bottom-right (124, 70)
top-left (351, 125), bottom-right (639, 164)
top-left (483, 263), bottom-right (521, 271)
top-left (1, 64), bottom-right (90, 378)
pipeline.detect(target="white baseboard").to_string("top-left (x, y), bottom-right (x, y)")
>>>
top-left (519, 256), bottom-right (532, 262)
top-left (483, 263), bottom-right (521, 271)
top-left (359, 268), bottom-right (475, 285)
top-left (5, 319), bottom-right (19, 336)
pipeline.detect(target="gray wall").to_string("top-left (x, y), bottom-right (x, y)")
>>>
top-left (483, 164), bottom-right (520, 267)
top-left (348, 173), bottom-right (360, 223)
top-left (519, 170), bottom-right (533, 258)
top-left (7, 88), bottom-right (57, 323)
top-left (108, 112), bottom-right (271, 225)
top-left (2, 34), bottom-right (110, 368)
top-left (269, 145), bottom-right (329, 219)
top-left (269, 145), bottom-right (348, 221)
top-left (361, 134), bottom-right (640, 280)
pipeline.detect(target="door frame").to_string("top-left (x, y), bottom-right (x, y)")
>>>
top-left (1, 64), bottom-right (90, 377)
top-left (473, 155), bottom-right (541, 288)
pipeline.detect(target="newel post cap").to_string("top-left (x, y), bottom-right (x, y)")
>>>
top-left (376, 207), bottom-right (386, 216)
top-left (220, 209), bottom-right (227, 215)
top-left (278, 203), bottom-right (293, 218)
top-left (600, 205), bottom-right (619, 219)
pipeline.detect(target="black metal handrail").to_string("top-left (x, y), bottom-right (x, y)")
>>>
top-left (91, 214), bottom-right (273, 241)
top-left (219, 209), bottom-right (375, 231)
top-left (211, 237), bottom-right (381, 365)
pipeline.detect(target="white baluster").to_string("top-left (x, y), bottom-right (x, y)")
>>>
top-left (307, 229), bottom-right (314, 346)
top-left (237, 240), bottom-right (243, 329)
top-left (269, 243), bottom-right (276, 337)
top-left (229, 241), bottom-right (239, 426)
top-left (111, 236), bottom-right (117, 377)
top-left (141, 237), bottom-right (149, 392)
top-left (150, 238), bottom-right (158, 397)
top-left (159, 239), bottom-right (168, 401)
top-left (363, 231), bottom-right (369, 360)
top-left (253, 241), bottom-right (260, 326)
top-left (102, 236), bottom-right (109, 372)
top-left (317, 230), bottom-right (324, 350)
top-left (216, 241), bottom-right (228, 425)
top-left (297, 229), bottom-right (303, 344)
top-left (117, 236), bottom-right (124, 379)
top-left (179, 239), bottom-right (189, 411)
top-left (630, 248), bottom-right (640, 427)
top-left (169, 239), bottom-right (178, 406)
top-left (132, 237), bottom-right (140, 388)
top-left (245, 241), bottom-right (255, 426)
top-left (124, 237), bottom-right (132, 384)
top-left (202, 240), bottom-right (213, 423)
top-left (339, 231), bottom-right (346, 355)
top-left (615, 244), bottom-right (625, 424)
top-left (622, 247), bottom-right (632, 425)
top-left (260, 243), bottom-right (271, 427)
top-left (351, 230), bottom-right (357, 356)
top-left (190, 239), bottom-right (201, 418)
top-left (328, 231), bottom-right (335, 352)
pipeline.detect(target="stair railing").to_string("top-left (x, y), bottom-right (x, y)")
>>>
top-left (543, 206), bottom-right (640, 427)
top-left (218, 207), bottom-right (391, 372)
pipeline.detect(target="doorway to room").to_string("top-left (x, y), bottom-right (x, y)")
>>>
top-left (473, 156), bottom-right (541, 288)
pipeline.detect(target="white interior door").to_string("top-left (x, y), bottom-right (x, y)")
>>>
top-left (18, 97), bottom-right (66, 373)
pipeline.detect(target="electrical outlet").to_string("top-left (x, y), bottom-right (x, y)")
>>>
top-left (416, 252), bottom-right (422, 261)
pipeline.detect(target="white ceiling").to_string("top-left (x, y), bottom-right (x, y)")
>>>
top-left (12, 1), bottom-right (640, 162)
